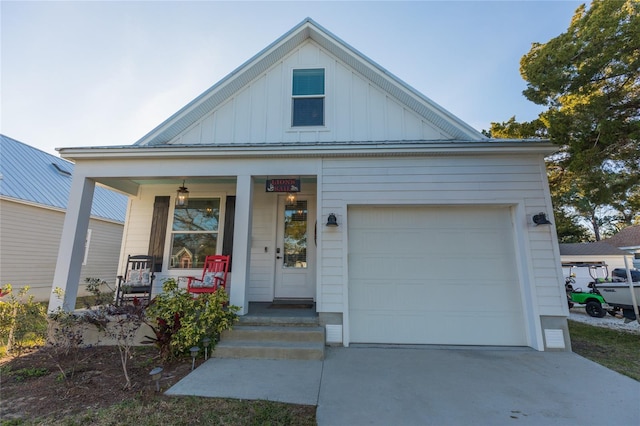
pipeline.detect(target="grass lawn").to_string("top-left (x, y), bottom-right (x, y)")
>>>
top-left (28, 398), bottom-right (316, 426)
top-left (568, 319), bottom-right (640, 381)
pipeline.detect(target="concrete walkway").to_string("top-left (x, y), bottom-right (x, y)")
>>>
top-left (166, 346), bottom-right (640, 425)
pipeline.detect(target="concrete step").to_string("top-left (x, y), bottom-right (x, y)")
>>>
top-left (221, 325), bottom-right (325, 343)
top-left (213, 340), bottom-right (325, 360)
top-left (214, 319), bottom-right (326, 360)
top-left (237, 314), bottom-right (320, 327)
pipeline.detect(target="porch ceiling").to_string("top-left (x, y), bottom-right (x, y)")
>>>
top-left (97, 176), bottom-right (318, 195)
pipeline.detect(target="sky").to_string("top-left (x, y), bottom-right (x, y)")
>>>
top-left (1, 0), bottom-right (586, 156)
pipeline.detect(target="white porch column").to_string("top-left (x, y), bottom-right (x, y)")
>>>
top-left (48, 177), bottom-right (95, 313)
top-left (229, 175), bottom-right (253, 315)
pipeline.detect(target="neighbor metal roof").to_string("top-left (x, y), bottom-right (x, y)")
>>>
top-left (559, 242), bottom-right (627, 256)
top-left (0, 134), bottom-right (127, 222)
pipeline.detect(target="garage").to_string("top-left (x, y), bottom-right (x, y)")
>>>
top-left (348, 205), bottom-right (527, 346)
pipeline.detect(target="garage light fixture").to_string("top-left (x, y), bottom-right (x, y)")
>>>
top-left (532, 212), bottom-right (552, 226)
top-left (326, 213), bottom-right (338, 227)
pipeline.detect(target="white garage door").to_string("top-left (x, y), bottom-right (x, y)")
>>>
top-left (348, 205), bottom-right (527, 346)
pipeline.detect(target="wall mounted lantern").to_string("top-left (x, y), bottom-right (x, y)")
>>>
top-left (176, 180), bottom-right (189, 207)
top-left (326, 213), bottom-right (338, 227)
top-left (532, 212), bottom-right (552, 226)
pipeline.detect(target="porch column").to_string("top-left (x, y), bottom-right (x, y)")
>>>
top-left (48, 177), bottom-right (95, 313)
top-left (229, 175), bottom-right (253, 315)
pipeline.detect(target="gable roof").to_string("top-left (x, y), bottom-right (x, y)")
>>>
top-left (134, 17), bottom-right (486, 147)
top-left (559, 242), bottom-right (628, 256)
top-left (603, 225), bottom-right (640, 249)
top-left (0, 134), bottom-right (127, 222)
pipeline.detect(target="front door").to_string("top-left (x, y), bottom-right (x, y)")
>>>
top-left (274, 195), bottom-right (315, 299)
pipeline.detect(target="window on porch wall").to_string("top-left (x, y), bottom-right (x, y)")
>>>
top-left (170, 198), bottom-right (220, 269)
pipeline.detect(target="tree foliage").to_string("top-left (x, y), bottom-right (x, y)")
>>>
top-left (520, 0), bottom-right (640, 175)
top-left (482, 116), bottom-right (547, 139)
top-left (489, 1), bottom-right (640, 241)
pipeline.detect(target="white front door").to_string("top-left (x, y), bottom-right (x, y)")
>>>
top-left (274, 195), bottom-right (316, 299)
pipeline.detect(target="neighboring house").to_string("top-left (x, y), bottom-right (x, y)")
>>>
top-left (559, 242), bottom-right (629, 290)
top-left (0, 135), bottom-right (128, 302)
top-left (603, 225), bottom-right (640, 269)
top-left (50, 18), bottom-right (568, 351)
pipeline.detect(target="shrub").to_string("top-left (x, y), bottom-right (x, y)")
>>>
top-left (0, 284), bottom-right (48, 356)
top-left (48, 284), bottom-right (146, 388)
top-left (143, 278), bottom-right (239, 360)
top-left (81, 277), bottom-right (116, 308)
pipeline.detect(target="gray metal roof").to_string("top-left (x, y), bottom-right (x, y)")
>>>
top-left (559, 242), bottom-right (627, 256)
top-left (133, 17), bottom-right (485, 147)
top-left (0, 134), bottom-right (127, 222)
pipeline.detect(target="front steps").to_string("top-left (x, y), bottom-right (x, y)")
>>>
top-left (213, 314), bottom-right (325, 360)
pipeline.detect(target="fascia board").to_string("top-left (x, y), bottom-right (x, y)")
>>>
top-left (59, 140), bottom-right (557, 161)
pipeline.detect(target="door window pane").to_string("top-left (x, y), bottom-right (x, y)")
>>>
top-left (284, 201), bottom-right (307, 269)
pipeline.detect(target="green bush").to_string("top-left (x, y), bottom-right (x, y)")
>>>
top-left (0, 284), bottom-right (48, 355)
top-left (144, 278), bottom-right (239, 360)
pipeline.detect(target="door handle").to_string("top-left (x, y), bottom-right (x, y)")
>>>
top-left (276, 256), bottom-right (283, 259)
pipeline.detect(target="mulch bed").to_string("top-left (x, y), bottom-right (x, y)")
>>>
top-left (0, 345), bottom-right (192, 421)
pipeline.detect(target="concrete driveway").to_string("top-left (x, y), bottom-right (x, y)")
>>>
top-left (167, 346), bottom-right (640, 425)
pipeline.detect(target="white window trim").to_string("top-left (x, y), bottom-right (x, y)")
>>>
top-left (288, 67), bottom-right (328, 130)
top-left (165, 193), bottom-right (226, 271)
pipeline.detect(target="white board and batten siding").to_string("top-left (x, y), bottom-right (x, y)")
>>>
top-left (319, 154), bottom-right (564, 346)
top-left (169, 41), bottom-right (448, 146)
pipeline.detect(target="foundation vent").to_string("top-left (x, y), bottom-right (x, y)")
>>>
top-left (325, 325), bottom-right (342, 343)
top-left (544, 329), bottom-right (566, 349)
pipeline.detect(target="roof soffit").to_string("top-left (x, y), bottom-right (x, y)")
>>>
top-left (135, 18), bottom-right (484, 147)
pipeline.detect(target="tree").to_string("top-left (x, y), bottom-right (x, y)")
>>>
top-left (497, 0), bottom-right (640, 240)
top-left (520, 0), bottom-right (640, 175)
top-left (482, 116), bottom-right (547, 139)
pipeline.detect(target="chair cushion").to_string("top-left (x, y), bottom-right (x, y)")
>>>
top-left (125, 269), bottom-right (151, 287)
top-left (202, 271), bottom-right (225, 287)
top-left (140, 269), bottom-right (151, 286)
top-left (125, 269), bottom-right (141, 286)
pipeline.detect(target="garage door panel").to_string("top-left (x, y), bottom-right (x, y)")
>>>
top-left (350, 310), bottom-right (523, 345)
top-left (348, 206), bottom-right (527, 346)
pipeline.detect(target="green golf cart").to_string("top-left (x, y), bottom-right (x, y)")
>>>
top-left (563, 262), bottom-right (613, 318)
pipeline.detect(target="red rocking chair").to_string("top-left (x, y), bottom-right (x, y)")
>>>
top-left (186, 255), bottom-right (230, 294)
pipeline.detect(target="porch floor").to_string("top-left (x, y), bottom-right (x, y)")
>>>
top-left (245, 302), bottom-right (318, 319)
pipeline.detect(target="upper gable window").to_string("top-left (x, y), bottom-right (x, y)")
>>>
top-left (292, 69), bottom-right (325, 127)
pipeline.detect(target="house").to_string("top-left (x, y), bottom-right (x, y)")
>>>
top-left (48, 18), bottom-right (568, 351)
top-left (0, 135), bottom-right (128, 302)
top-left (559, 242), bottom-right (629, 290)
top-left (603, 225), bottom-right (640, 269)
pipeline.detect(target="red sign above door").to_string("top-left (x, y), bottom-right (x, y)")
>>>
top-left (266, 179), bottom-right (301, 193)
